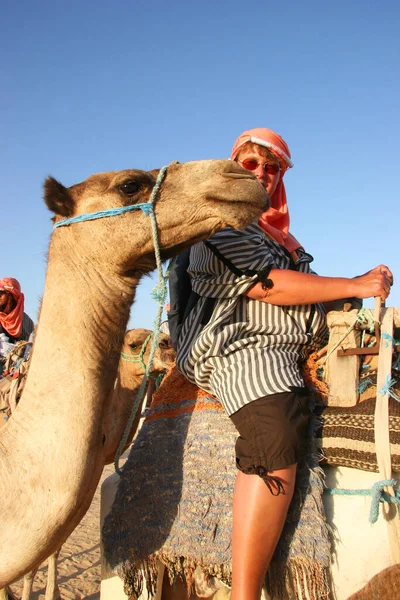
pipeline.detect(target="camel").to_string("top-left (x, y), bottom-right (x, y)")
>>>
top-left (347, 564), bottom-right (400, 600)
top-left (1, 327), bottom-right (175, 600)
top-left (103, 326), bottom-right (175, 464)
top-left (0, 159), bottom-right (268, 588)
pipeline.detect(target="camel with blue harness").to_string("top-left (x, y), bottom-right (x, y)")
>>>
top-left (100, 300), bottom-right (400, 600)
top-left (0, 159), bottom-right (267, 592)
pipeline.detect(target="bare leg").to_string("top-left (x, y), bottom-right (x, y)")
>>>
top-left (230, 464), bottom-right (297, 600)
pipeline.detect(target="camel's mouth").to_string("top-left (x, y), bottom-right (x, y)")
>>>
top-left (205, 193), bottom-right (269, 214)
top-left (220, 160), bottom-right (259, 180)
top-left (221, 171), bottom-right (258, 180)
top-left (217, 164), bottom-right (269, 211)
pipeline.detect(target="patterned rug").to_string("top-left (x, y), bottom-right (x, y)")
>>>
top-left (102, 366), bottom-right (332, 600)
top-left (317, 396), bottom-right (400, 473)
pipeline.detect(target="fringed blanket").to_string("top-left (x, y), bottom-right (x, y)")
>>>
top-left (102, 367), bottom-right (332, 600)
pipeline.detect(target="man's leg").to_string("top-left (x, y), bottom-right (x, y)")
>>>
top-left (230, 464), bottom-right (297, 600)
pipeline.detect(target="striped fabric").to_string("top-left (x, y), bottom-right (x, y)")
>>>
top-left (316, 396), bottom-right (400, 472)
top-left (176, 222), bottom-right (328, 416)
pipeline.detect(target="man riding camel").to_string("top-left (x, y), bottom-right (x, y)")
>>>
top-left (0, 277), bottom-right (34, 344)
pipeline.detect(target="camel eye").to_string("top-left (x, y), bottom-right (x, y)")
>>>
top-left (119, 181), bottom-right (140, 196)
top-left (129, 343), bottom-right (137, 349)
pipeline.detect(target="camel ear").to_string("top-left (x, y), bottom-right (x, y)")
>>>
top-left (43, 177), bottom-right (75, 217)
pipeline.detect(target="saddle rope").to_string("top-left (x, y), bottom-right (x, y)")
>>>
top-left (321, 307), bottom-right (376, 366)
top-left (325, 478), bottom-right (400, 523)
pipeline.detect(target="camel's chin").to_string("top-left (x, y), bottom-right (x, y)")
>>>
top-left (158, 209), bottom-right (264, 261)
top-left (157, 239), bottom-right (204, 261)
top-left (224, 205), bottom-right (264, 230)
top-left (225, 215), bottom-right (258, 231)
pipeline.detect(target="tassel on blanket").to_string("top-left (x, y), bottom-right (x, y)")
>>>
top-left (266, 559), bottom-right (331, 600)
top-left (121, 552), bottom-right (233, 600)
top-left (120, 556), bottom-right (159, 600)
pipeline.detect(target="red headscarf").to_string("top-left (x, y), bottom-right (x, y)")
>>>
top-left (231, 127), bottom-right (302, 254)
top-left (0, 277), bottom-right (25, 338)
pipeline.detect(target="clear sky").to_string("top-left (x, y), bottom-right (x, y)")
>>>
top-left (2, 0), bottom-right (399, 331)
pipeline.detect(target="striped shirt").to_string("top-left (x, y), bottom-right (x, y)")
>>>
top-left (176, 222), bottom-right (328, 416)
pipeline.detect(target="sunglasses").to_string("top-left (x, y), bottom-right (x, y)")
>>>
top-left (239, 159), bottom-right (281, 175)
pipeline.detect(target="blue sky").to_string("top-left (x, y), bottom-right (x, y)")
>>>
top-left (2, 0), bottom-right (399, 330)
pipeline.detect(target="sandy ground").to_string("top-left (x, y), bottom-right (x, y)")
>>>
top-left (9, 463), bottom-right (116, 600)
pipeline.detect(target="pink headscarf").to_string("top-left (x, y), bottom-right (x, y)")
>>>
top-left (0, 277), bottom-right (25, 338)
top-left (231, 127), bottom-right (302, 254)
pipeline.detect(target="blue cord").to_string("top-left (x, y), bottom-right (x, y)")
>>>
top-left (325, 479), bottom-right (400, 523)
top-left (53, 202), bottom-right (154, 228)
top-left (53, 167), bottom-right (168, 229)
top-left (51, 166), bottom-right (169, 474)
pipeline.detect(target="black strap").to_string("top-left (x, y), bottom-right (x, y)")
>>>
top-left (280, 245), bottom-right (298, 271)
top-left (204, 240), bottom-right (274, 290)
top-left (183, 291), bottom-right (217, 328)
top-left (304, 303), bottom-right (316, 337)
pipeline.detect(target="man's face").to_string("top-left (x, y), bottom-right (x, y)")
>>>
top-left (0, 291), bottom-right (11, 313)
top-left (236, 146), bottom-right (281, 198)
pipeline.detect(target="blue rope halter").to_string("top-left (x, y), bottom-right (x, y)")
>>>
top-left (53, 166), bottom-right (169, 474)
top-left (53, 166), bottom-right (167, 228)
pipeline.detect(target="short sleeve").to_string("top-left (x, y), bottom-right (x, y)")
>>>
top-left (189, 224), bottom-right (278, 299)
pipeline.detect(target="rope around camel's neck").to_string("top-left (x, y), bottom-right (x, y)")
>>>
top-left (53, 165), bottom-right (170, 474)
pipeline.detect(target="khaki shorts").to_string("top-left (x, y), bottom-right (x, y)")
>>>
top-left (230, 390), bottom-right (311, 493)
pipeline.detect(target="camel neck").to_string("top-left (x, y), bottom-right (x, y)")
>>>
top-left (27, 253), bottom-right (136, 408)
top-left (0, 234), bottom-right (140, 585)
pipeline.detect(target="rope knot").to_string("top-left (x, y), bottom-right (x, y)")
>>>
top-left (378, 375), bottom-right (400, 402)
top-left (369, 479), bottom-right (400, 523)
top-left (356, 308), bottom-right (376, 333)
top-left (140, 204), bottom-right (154, 216)
top-left (151, 281), bottom-right (167, 304)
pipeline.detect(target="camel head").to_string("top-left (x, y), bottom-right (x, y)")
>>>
top-left (120, 328), bottom-right (175, 375)
top-left (103, 328), bottom-right (175, 466)
top-left (44, 160), bottom-right (269, 275)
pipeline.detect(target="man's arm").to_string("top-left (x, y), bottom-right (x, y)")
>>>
top-left (245, 264), bottom-right (393, 305)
